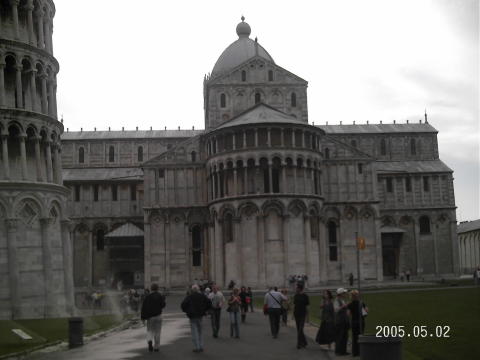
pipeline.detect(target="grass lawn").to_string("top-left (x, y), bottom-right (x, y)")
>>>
top-left (0, 314), bottom-right (124, 357)
top-left (304, 287), bottom-right (479, 360)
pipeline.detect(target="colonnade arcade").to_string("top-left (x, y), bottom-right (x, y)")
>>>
top-left (0, 120), bottom-right (62, 183)
top-left (0, 53), bottom-right (57, 118)
top-left (206, 126), bottom-right (322, 155)
top-left (207, 154), bottom-right (323, 201)
top-left (0, 0), bottom-right (55, 53)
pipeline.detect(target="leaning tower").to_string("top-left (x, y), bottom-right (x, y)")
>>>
top-left (0, 0), bottom-right (74, 319)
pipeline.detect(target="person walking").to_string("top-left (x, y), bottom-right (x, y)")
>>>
top-left (208, 285), bottom-right (225, 338)
top-left (348, 273), bottom-right (354, 287)
top-left (473, 266), bottom-right (480, 286)
top-left (280, 288), bottom-right (290, 326)
top-left (140, 283), bottom-right (166, 352)
top-left (334, 288), bottom-right (350, 356)
top-left (247, 287), bottom-right (254, 312)
top-left (181, 284), bottom-right (212, 353)
top-left (239, 286), bottom-right (249, 323)
top-left (264, 287), bottom-right (287, 339)
top-left (227, 288), bottom-right (241, 338)
top-left (406, 269), bottom-right (411, 282)
top-left (315, 289), bottom-right (335, 349)
top-left (293, 284), bottom-right (309, 349)
top-left (348, 290), bottom-right (368, 357)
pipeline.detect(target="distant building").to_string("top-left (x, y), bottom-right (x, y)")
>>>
top-left (62, 18), bottom-right (459, 292)
top-left (457, 220), bottom-right (480, 274)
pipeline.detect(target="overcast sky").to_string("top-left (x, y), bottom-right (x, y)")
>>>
top-left (52, 0), bottom-right (479, 221)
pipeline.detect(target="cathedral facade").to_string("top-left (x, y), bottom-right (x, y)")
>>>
top-left (63, 18), bottom-right (459, 292)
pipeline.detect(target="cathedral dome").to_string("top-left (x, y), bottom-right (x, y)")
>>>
top-left (212, 17), bottom-right (274, 76)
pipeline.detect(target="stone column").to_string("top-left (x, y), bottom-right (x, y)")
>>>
top-left (281, 162), bottom-right (287, 193)
top-left (280, 129), bottom-right (284, 147)
top-left (267, 128), bottom-right (271, 147)
top-left (36, 9), bottom-right (45, 49)
top-left (164, 217), bottom-right (171, 288)
top-left (19, 135), bottom-right (28, 180)
top-left (143, 219), bottom-right (151, 288)
top-left (268, 161), bottom-right (273, 193)
top-left (293, 166), bottom-right (297, 193)
top-left (6, 219), bottom-right (21, 318)
top-left (233, 167), bottom-right (238, 196)
top-left (15, 65), bottom-right (23, 108)
top-left (26, 2), bottom-right (35, 45)
top-left (301, 130), bottom-right (305, 147)
top-left (53, 143), bottom-right (62, 184)
top-left (292, 130), bottom-right (296, 147)
top-left (1, 135), bottom-right (10, 179)
top-left (48, 79), bottom-right (55, 116)
top-left (256, 215), bottom-right (266, 287)
top-left (208, 222), bottom-right (216, 279)
top-left (34, 136), bottom-right (43, 181)
top-left (184, 223), bottom-right (191, 285)
top-left (10, 0), bottom-right (20, 39)
top-left (40, 217), bottom-right (55, 317)
top-left (45, 140), bottom-right (53, 182)
top-left (214, 218), bottom-right (224, 286)
top-left (282, 215), bottom-right (290, 287)
top-left (61, 220), bottom-right (75, 315)
top-left (29, 69), bottom-right (37, 111)
top-left (234, 217), bottom-right (243, 284)
top-left (0, 62), bottom-right (5, 106)
top-left (243, 131), bottom-right (247, 147)
top-left (243, 164), bottom-right (248, 195)
top-left (254, 129), bottom-right (258, 147)
top-left (87, 230), bottom-right (93, 286)
top-left (304, 215), bottom-right (312, 280)
top-left (318, 219), bottom-right (328, 284)
top-left (44, 18), bottom-right (52, 53)
top-left (432, 220), bottom-right (439, 276)
top-left (232, 132), bottom-right (236, 150)
top-left (40, 73), bottom-right (48, 114)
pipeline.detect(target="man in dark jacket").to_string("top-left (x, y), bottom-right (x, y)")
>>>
top-left (181, 284), bottom-right (212, 352)
top-left (140, 283), bottom-right (166, 352)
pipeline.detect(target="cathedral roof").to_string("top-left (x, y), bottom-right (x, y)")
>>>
top-left (62, 130), bottom-right (203, 141)
top-left (63, 167), bottom-right (143, 182)
top-left (458, 220), bottom-right (480, 234)
top-left (318, 123), bottom-right (437, 134)
top-left (211, 17), bottom-right (274, 76)
top-left (375, 160), bottom-right (452, 174)
top-left (215, 103), bottom-right (307, 130)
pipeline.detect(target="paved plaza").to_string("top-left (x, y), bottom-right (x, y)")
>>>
top-left (25, 295), bottom-right (336, 360)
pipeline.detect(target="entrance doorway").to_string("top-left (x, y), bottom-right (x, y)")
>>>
top-left (381, 233), bottom-right (402, 278)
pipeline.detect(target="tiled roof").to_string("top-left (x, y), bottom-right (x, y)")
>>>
top-left (317, 123), bottom-right (437, 134)
top-left (61, 129), bottom-right (203, 140)
top-left (105, 223), bottom-right (144, 238)
top-left (458, 219), bottom-right (480, 234)
top-left (62, 167), bottom-right (143, 181)
top-left (375, 160), bottom-right (452, 174)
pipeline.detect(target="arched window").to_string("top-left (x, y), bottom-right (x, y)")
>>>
top-left (380, 138), bottom-right (387, 156)
top-left (220, 93), bottom-right (226, 108)
top-left (224, 213), bottom-right (234, 243)
top-left (351, 139), bottom-right (357, 148)
top-left (419, 216), bottom-right (431, 234)
top-left (310, 213), bottom-right (319, 239)
top-left (291, 92), bottom-right (297, 107)
top-left (328, 221), bottom-right (338, 261)
top-left (241, 70), bottom-right (246, 82)
top-left (78, 147), bottom-right (85, 164)
top-left (108, 146), bottom-right (115, 162)
top-left (138, 146), bottom-right (143, 162)
top-left (410, 138), bottom-right (416, 155)
top-left (255, 92), bottom-right (261, 104)
top-left (268, 70), bottom-right (274, 81)
top-left (325, 148), bottom-right (330, 159)
top-left (96, 229), bottom-right (105, 251)
top-left (191, 151), bottom-right (197, 162)
top-left (192, 225), bottom-right (202, 266)
top-left (93, 184), bottom-right (99, 201)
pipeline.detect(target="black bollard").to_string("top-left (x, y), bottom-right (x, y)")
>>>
top-left (358, 335), bottom-right (402, 360)
top-left (68, 317), bottom-right (84, 348)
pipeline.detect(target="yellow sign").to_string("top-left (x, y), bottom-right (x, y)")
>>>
top-left (357, 237), bottom-right (366, 250)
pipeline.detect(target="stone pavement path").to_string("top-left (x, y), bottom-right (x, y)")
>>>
top-left (26, 295), bottom-right (335, 360)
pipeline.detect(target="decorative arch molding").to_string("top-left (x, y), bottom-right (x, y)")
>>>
top-left (359, 205), bottom-right (377, 220)
top-left (287, 199), bottom-right (307, 217)
top-left (218, 203), bottom-right (236, 219)
top-left (262, 199), bottom-right (285, 216)
top-left (380, 215), bottom-right (397, 227)
top-left (92, 222), bottom-right (108, 232)
top-left (13, 193), bottom-right (46, 219)
top-left (436, 213), bottom-right (450, 224)
top-left (74, 223), bottom-right (90, 234)
top-left (343, 206), bottom-right (358, 220)
top-left (399, 215), bottom-right (413, 226)
top-left (237, 201), bottom-right (259, 218)
top-left (323, 206), bottom-right (341, 220)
